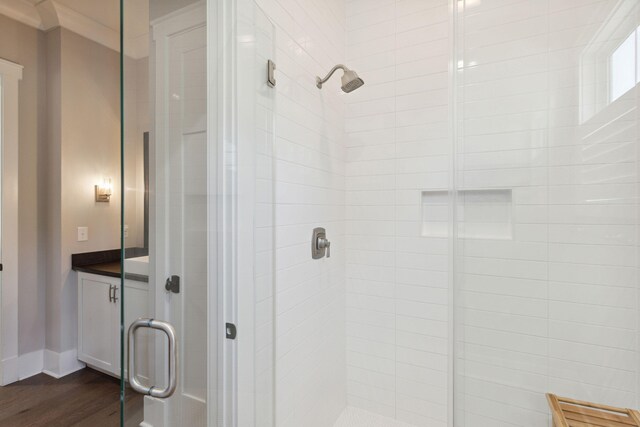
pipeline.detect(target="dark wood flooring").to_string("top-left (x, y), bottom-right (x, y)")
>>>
top-left (0, 368), bottom-right (143, 427)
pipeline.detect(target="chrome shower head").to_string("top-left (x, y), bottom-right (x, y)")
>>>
top-left (340, 69), bottom-right (365, 93)
top-left (316, 64), bottom-right (365, 93)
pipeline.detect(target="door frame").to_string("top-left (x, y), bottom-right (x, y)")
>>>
top-left (0, 58), bottom-right (22, 386)
top-left (215, 0), bottom-right (237, 425)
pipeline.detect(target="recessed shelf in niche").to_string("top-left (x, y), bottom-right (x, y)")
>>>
top-left (421, 189), bottom-right (513, 240)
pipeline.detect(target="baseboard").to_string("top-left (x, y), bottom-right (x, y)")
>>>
top-left (42, 349), bottom-right (85, 379)
top-left (0, 356), bottom-right (18, 385)
top-left (18, 349), bottom-right (43, 380)
top-left (143, 395), bottom-right (168, 427)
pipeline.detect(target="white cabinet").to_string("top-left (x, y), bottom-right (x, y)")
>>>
top-left (77, 272), bottom-right (149, 379)
top-left (77, 275), bottom-right (119, 373)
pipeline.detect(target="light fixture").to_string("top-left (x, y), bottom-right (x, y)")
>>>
top-left (95, 177), bottom-right (112, 202)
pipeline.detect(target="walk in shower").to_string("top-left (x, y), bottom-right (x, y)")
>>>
top-left (117, 0), bottom-right (640, 426)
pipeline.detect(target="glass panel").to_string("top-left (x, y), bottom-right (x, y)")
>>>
top-left (454, 1), bottom-right (640, 426)
top-left (235, 2), bottom-right (276, 426)
top-left (122, 1), bottom-right (210, 426)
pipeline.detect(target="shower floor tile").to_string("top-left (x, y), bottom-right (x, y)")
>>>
top-left (334, 407), bottom-right (417, 427)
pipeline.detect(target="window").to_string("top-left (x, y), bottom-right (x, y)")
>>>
top-left (610, 26), bottom-right (640, 102)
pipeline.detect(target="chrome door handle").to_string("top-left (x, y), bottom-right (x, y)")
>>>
top-left (128, 318), bottom-right (177, 398)
top-left (108, 285), bottom-right (115, 302)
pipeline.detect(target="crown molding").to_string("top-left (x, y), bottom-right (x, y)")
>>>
top-left (0, 0), bottom-right (42, 29)
top-left (40, 1), bottom-right (120, 52)
top-left (0, 0), bottom-right (148, 59)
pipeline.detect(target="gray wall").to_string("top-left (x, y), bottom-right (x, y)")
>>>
top-left (45, 27), bottom-right (121, 353)
top-left (0, 13), bottom-right (127, 359)
top-left (0, 14), bottom-right (47, 356)
top-left (123, 55), bottom-right (149, 249)
top-left (44, 27), bottom-right (63, 356)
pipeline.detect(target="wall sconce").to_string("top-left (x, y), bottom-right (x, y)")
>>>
top-left (95, 178), bottom-right (112, 202)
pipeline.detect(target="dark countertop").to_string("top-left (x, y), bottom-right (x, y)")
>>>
top-left (74, 261), bottom-right (121, 277)
top-left (74, 261), bottom-right (149, 283)
top-left (72, 249), bottom-right (149, 283)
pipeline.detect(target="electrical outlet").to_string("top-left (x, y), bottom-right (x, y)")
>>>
top-left (77, 226), bottom-right (88, 242)
top-left (124, 225), bottom-right (129, 238)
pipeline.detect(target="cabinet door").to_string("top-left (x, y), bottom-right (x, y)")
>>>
top-left (115, 281), bottom-right (150, 383)
top-left (78, 277), bottom-right (118, 373)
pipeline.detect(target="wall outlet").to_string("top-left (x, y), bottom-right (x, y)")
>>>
top-left (77, 226), bottom-right (89, 242)
top-left (124, 225), bottom-right (129, 238)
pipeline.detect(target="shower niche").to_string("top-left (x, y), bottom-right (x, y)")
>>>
top-left (421, 189), bottom-right (513, 240)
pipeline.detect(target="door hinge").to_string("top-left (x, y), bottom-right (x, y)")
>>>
top-left (225, 323), bottom-right (237, 340)
top-left (165, 275), bottom-right (180, 293)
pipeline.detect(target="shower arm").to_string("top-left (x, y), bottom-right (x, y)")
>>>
top-left (316, 64), bottom-right (348, 89)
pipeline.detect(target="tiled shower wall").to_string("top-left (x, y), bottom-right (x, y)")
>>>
top-left (254, 0), bottom-right (348, 426)
top-left (345, 1), bottom-right (451, 425)
top-left (345, 0), bottom-right (640, 426)
top-left (455, 0), bottom-right (640, 425)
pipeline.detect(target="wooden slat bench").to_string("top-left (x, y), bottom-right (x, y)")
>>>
top-left (547, 394), bottom-right (640, 427)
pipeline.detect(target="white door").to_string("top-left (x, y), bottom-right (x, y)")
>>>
top-left (124, 3), bottom-right (212, 427)
top-left (163, 15), bottom-right (209, 427)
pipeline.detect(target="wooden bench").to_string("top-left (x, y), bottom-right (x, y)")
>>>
top-left (547, 394), bottom-right (640, 427)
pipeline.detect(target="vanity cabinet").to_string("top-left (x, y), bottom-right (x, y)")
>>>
top-left (77, 272), bottom-right (150, 379)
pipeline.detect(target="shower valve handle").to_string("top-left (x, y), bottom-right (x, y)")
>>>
top-left (312, 227), bottom-right (331, 259)
top-left (318, 237), bottom-right (331, 258)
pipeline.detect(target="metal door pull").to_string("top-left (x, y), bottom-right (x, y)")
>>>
top-left (128, 318), bottom-right (177, 398)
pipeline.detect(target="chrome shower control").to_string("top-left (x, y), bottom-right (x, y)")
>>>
top-left (318, 237), bottom-right (331, 258)
top-left (312, 227), bottom-right (331, 259)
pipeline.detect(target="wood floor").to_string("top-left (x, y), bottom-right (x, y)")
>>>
top-left (0, 368), bottom-right (143, 427)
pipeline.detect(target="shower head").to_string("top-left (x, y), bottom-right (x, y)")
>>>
top-left (316, 64), bottom-right (364, 93)
top-left (340, 69), bottom-right (365, 93)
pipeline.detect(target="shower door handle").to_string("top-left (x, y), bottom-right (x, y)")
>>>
top-left (128, 318), bottom-right (177, 398)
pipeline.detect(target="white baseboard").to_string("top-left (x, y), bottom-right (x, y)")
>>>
top-left (43, 349), bottom-right (85, 378)
top-left (143, 395), bottom-right (168, 427)
top-left (1, 356), bottom-right (18, 385)
top-left (18, 349), bottom-right (43, 380)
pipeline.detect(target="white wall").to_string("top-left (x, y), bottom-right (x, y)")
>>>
top-left (253, 0), bottom-right (348, 426)
top-left (343, 1), bottom-right (450, 425)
